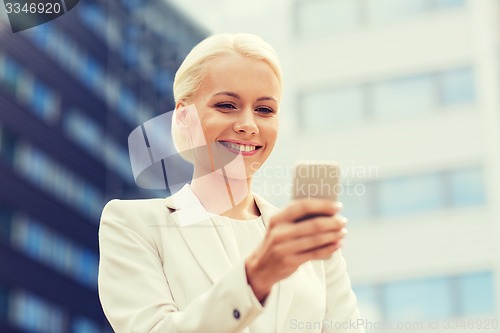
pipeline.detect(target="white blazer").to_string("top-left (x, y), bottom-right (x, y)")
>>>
top-left (98, 185), bottom-right (364, 333)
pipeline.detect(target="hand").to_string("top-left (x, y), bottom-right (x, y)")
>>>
top-left (245, 199), bottom-right (347, 303)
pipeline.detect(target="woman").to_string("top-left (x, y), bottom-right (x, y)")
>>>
top-left (98, 33), bottom-right (363, 333)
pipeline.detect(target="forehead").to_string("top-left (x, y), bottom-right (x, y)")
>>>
top-left (200, 54), bottom-right (281, 99)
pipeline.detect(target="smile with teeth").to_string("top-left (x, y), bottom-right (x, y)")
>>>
top-left (219, 141), bottom-right (261, 152)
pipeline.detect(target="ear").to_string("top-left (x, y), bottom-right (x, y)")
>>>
top-left (174, 101), bottom-right (191, 134)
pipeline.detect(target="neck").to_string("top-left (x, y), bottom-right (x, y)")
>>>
top-left (190, 168), bottom-right (259, 220)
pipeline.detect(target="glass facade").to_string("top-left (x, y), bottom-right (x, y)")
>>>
top-left (294, 0), bottom-right (496, 327)
top-left (372, 74), bottom-right (435, 118)
top-left (300, 67), bottom-right (476, 132)
top-left (341, 166), bottom-right (486, 220)
top-left (9, 290), bottom-right (67, 333)
top-left (72, 316), bottom-right (102, 333)
top-left (0, 52), bottom-right (61, 125)
top-left (63, 109), bottom-right (132, 183)
top-left (377, 172), bottom-right (443, 217)
top-left (300, 85), bottom-right (365, 129)
top-left (295, 0), bottom-right (361, 37)
top-left (0, 0), bottom-right (205, 330)
top-left (439, 67), bottom-right (476, 106)
top-left (26, 24), bottom-right (146, 125)
top-left (385, 276), bottom-right (454, 321)
top-left (367, 0), bottom-right (434, 23)
top-left (14, 143), bottom-right (105, 220)
top-left (458, 272), bottom-right (496, 316)
top-left (11, 215), bottom-right (99, 287)
top-left (295, 0), bottom-right (466, 36)
top-left (354, 271), bottom-right (496, 323)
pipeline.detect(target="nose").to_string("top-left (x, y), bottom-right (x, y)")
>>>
top-left (233, 109), bottom-right (259, 135)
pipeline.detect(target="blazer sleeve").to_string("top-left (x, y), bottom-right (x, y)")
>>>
top-left (98, 200), bottom-right (264, 333)
top-left (322, 250), bottom-right (365, 333)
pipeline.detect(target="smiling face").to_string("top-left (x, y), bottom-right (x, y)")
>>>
top-left (178, 53), bottom-right (280, 179)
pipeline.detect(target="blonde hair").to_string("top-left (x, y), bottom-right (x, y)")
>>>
top-left (171, 33), bottom-right (283, 162)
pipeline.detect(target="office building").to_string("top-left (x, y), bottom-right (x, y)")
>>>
top-left (0, 1), bottom-right (205, 331)
top-left (262, 0), bottom-right (500, 328)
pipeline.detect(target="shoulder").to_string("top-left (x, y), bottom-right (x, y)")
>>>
top-left (99, 198), bottom-right (172, 253)
top-left (103, 198), bottom-right (167, 214)
top-left (100, 198), bottom-right (170, 230)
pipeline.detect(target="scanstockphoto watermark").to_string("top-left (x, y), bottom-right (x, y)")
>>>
top-left (289, 318), bottom-right (499, 331)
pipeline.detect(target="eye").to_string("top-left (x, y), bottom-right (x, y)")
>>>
top-left (215, 103), bottom-right (237, 111)
top-left (255, 106), bottom-right (275, 115)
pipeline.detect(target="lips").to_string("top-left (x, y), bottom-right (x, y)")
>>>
top-left (218, 140), bottom-right (263, 156)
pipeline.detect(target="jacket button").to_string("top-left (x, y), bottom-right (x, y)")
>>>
top-left (233, 309), bottom-right (240, 320)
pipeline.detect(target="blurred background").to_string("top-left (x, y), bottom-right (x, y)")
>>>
top-left (0, 0), bottom-right (499, 332)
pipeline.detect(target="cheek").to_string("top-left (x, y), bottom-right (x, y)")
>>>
top-left (262, 120), bottom-right (279, 146)
top-left (198, 113), bottom-right (232, 140)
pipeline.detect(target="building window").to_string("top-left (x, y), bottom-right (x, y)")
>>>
top-left (446, 167), bottom-right (486, 207)
top-left (79, 2), bottom-right (122, 49)
top-left (436, 0), bottom-right (466, 10)
top-left (375, 167), bottom-right (485, 218)
top-left (63, 110), bottom-right (101, 153)
top-left (0, 53), bottom-right (21, 93)
top-left (79, 55), bottom-right (105, 93)
top-left (63, 109), bottom-right (133, 183)
top-left (366, 0), bottom-right (434, 23)
top-left (385, 276), bottom-right (454, 321)
top-left (376, 173), bottom-right (443, 217)
top-left (25, 26), bottom-right (151, 126)
top-left (295, 0), bottom-right (361, 37)
top-left (299, 66), bottom-right (475, 131)
top-left (372, 74), bottom-right (435, 118)
top-left (10, 215), bottom-right (99, 287)
top-left (0, 125), bottom-right (17, 164)
top-left (72, 317), bottom-right (101, 333)
top-left (155, 70), bottom-right (174, 95)
top-left (13, 143), bottom-right (105, 220)
top-left (31, 79), bottom-right (60, 124)
top-left (300, 85), bottom-right (365, 131)
top-left (0, 52), bottom-right (60, 125)
top-left (354, 270), bottom-right (495, 323)
top-left (294, 0), bottom-right (466, 37)
top-left (122, 42), bottom-right (140, 66)
top-left (9, 290), bottom-right (67, 333)
top-left (343, 166), bottom-right (485, 221)
top-left (458, 271), bottom-right (496, 316)
top-left (438, 67), bottom-right (475, 106)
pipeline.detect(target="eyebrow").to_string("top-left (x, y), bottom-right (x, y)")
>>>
top-left (212, 91), bottom-right (277, 102)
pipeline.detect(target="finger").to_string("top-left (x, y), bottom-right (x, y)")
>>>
top-left (270, 199), bottom-right (342, 226)
top-left (296, 241), bottom-right (343, 262)
top-left (274, 229), bottom-right (347, 256)
top-left (331, 214), bottom-right (348, 230)
top-left (296, 214), bottom-right (348, 234)
top-left (275, 215), bottom-right (348, 241)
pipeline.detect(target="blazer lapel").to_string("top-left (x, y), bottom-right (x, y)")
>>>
top-left (166, 188), bottom-right (298, 332)
top-left (165, 184), bottom-right (233, 284)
